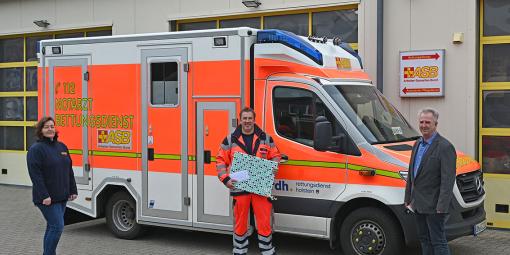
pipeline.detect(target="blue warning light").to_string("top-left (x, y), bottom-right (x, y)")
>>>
top-left (257, 29), bottom-right (323, 66)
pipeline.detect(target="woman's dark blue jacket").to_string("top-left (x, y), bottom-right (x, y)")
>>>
top-left (27, 136), bottom-right (78, 204)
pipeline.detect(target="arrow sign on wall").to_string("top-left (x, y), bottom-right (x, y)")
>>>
top-left (402, 53), bottom-right (440, 60)
top-left (402, 87), bottom-right (441, 94)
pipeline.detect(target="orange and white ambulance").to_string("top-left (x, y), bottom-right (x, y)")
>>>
top-left (38, 28), bottom-right (485, 255)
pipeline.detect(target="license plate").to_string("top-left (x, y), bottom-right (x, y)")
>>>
top-left (473, 220), bottom-right (487, 236)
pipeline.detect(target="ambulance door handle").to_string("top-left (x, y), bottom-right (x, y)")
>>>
top-left (280, 154), bottom-right (288, 164)
top-left (148, 148), bottom-right (155, 161)
top-left (204, 150), bottom-right (211, 164)
top-left (84, 163), bottom-right (90, 172)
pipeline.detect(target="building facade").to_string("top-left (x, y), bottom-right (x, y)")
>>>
top-left (0, 0), bottom-right (508, 228)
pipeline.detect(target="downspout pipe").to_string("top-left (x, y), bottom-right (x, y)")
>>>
top-left (377, 0), bottom-right (384, 92)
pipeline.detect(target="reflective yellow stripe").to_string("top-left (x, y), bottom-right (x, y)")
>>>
top-left (93, 151), bottom-right (140, 158)
top-left (154, 154), bottom-right (180, 160)
top-left (373, 169), bottom-right (402, 179)
top-left (66, 150), bottom-right (401, 179)
top-left (69, 149), bottom-right (83, 155)
top-left (284, 159), bottom-right (401, 179)
top-left (285, 159), bottom-right (347, 168)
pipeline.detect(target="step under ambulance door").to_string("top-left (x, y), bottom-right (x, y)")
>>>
top-left (194, 102), bottom-right (237, 230)
top-left (140, 47), bottom-right (190, 223)
top-left (46, 56), bottom-right (92, 191)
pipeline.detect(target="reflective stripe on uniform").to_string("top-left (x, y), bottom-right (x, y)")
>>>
top-left (233, 248), bottom-right (248, 255)
top-left (220, 143), bottom-right (230, 150)
top-left (233, 232), bottom-right (249, 255)
top-left (258, 234), bottom-right (275, 255)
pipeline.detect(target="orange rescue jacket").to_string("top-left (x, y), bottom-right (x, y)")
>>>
top-left (216, 124), bottom-right (281, 195)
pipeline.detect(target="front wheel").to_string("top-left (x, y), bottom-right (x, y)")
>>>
top-left (339, 207), bottom-right (403, 255)
top-left (105, 191), bottom-right (144, 239)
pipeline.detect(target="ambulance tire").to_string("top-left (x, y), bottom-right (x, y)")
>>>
top-left (106, 191), bottom-right (144, 239)
top-left (339, 207), bottom-right (402, 255)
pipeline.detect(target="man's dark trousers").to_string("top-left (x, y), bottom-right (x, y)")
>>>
top-left (415, 212), bottom-right (450, 255)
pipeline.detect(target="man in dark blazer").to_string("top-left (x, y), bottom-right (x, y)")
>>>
top-left (404, 108), bottom-right (457, 255)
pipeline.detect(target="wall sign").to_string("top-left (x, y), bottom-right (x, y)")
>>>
top-left (399, 49), bottom-right (445, 97)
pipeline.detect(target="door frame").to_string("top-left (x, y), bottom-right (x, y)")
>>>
top-left (140, 46), bottom-right (190, 223)
top-left (195, 102), bottom-right (236, 229)
top-left (47, 57), bottom-right (91, 187)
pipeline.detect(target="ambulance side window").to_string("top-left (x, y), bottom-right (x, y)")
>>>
top-left (273, 87), bottom-right (348, 149)
top-left (150, 62), bottom-right (179, 106)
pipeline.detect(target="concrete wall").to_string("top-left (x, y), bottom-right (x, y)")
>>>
top-left (0, 153), bottom-right (31, 185)
top-left (0, 0), bottom-right (358, 35)
top-left (382, 0), bottom-right (478, 156)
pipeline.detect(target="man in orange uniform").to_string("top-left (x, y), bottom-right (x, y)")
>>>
top-left (217, 107), bottom-right (281, 255)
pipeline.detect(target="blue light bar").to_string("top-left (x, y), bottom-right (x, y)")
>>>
top-left (257, 29), bottom-right (323, 65)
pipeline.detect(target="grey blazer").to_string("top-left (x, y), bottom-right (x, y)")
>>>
top-left (404, 133), bottom-right (457, 214)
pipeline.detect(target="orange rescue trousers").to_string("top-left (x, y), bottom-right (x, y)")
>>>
top-left (232, 194), bottom-right (275, 255)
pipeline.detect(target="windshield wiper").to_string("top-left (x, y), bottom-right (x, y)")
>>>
top-left (371, 136), bottom-right (421, 145)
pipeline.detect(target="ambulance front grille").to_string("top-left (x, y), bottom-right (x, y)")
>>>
top-left (456, 170), bottom-right (485, 203)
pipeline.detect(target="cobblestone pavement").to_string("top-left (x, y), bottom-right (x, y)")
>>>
top-left (1, 184), bottom-right (508, 255)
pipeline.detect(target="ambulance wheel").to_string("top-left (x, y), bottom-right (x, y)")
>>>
top-left (339, 207), bottom-right (402, 255)
top-left (106, 191), bottom-right (143, 239)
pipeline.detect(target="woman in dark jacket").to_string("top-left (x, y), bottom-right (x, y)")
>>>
top-left (27, 116), bottom-right (78, 255)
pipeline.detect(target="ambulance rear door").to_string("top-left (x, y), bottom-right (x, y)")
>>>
top-left (45, 55), bottom-right (93, 191)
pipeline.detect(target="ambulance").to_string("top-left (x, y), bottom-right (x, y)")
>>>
top-left (38, 28), bottom-right (486, 255)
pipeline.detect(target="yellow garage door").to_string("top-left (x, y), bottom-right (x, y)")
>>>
top-left (479, 0), bottom-right (510, 229)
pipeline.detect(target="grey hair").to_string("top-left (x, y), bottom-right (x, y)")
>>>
top-left (418, 108), bottom-right (439, 123)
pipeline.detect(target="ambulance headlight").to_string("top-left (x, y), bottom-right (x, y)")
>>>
top-left (399, 171), bottom-right (409, 181)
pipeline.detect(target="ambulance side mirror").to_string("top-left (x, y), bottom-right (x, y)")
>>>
top-left (313, 116), bottom-right (361, 156)
top-left (314, 116), bottom-right (333, 151)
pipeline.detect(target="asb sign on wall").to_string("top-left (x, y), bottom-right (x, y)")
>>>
top-left (399, 49), bottom-right (445, 97)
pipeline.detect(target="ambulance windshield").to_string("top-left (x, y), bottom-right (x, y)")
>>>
top-left (324, 85), bottom-right (420, 144)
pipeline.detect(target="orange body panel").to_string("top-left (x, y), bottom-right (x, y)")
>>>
top-left (148, 107), bottom-right (181, 150)
top-left (53, 66), bottom-right (84, 151)
top-left (203, 110), bottom-right (231, 176)
top-left (192, 97), bottom-right (241, 176)
top-left (374, 142), bottom-right (482, 176)
top-left (275, 165), bottom-right (345, 183)
top-left (374, 142), bottom-right (414, 163)
top-left (255, 58), bottom-right (371, 80)
top-left (192, 60), bottom-right (241, 96)
top-left (89, 64), bottom-right (140, 171)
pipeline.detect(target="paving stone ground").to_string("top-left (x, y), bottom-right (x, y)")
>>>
top-left (1, 184), bottom-right (508, 255)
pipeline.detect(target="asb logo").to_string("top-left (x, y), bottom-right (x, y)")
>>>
top-left (404, 67), bottom-right (414, 78)
top-left (98, 130), bottom-right (109, 143)
top-left (97, 129), bottom-right (132, 149)
top-left (403, 66), bottom-right (439, 79)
